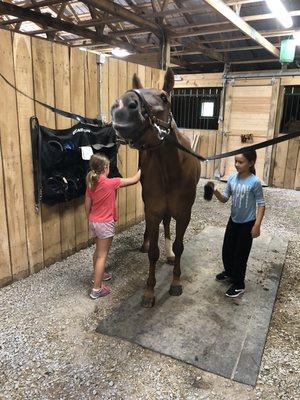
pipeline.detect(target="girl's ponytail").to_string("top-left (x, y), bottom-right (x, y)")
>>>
top-left (86, 170), bottom-right (100, 190)
top-left (87, 154), bottom-right (110, 190)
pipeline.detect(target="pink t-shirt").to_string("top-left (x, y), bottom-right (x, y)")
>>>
top-left (86, 175), bottom-right (121, 222)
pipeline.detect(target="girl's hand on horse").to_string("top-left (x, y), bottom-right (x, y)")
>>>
top-left (251, 223), bottom-right (261, 238)
top-left (120, 169), bottom-right (141, 187)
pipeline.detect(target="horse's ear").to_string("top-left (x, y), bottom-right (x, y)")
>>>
top-left (132, 73), bottom-right (143, 89)
top-left (162, 68), bottom-right (174, 94)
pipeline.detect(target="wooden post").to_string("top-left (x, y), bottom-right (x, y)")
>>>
top-left (263, 78), bottom-right (280, 184)
top-left (160, 31), bottom-right (170, 70)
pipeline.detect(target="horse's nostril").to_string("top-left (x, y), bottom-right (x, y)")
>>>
top-left (128, 100), bottom-right (138, 110)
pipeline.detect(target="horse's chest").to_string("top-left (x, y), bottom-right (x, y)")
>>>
top-left (141, 176), bottom-right (196, 217)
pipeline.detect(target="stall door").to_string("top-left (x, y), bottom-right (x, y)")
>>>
top-left (221, 81), bottom-right (279, 185)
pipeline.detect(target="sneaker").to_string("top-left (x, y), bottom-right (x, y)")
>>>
top-left (225, 284), bottom-right (245, 298)
top-left (215, 271), bottom-right (231, 281)
top-left (89, 285), bottom-right (111, 300)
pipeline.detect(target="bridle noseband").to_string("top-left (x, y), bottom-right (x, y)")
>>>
top-left (117, 89), bottom-right (173, 150)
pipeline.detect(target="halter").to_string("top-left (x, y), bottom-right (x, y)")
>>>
top-left (119, 89), bottom-right (173, 150)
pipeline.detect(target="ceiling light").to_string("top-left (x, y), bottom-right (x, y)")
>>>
top-left (111, 47), bottom-right (131, 58)
top-left (265, 0), bottom-right (293, 29)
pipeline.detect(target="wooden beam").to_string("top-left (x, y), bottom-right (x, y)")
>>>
top-left (188, 57), bottom-right (281, 65)
top-left (23, 0), bottom-right (64, 9)
top-left (192, 29), bottom-right (295, 44)
top-left (82, 0), bottom-right (161, 36)
top-left (168, 10), bottom-right (300, 32)
top-left (150, 1), bottom-right (263, 18)
top-left (160, 30), bottom-right (170, 69)
top-left (172, 0), bottom-right (226, 63)
top-left (0, 1), bottom-right (137, 52)
top-left (202, 0), bottom-right (279, 58)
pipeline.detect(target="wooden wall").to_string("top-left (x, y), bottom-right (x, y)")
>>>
top-left (175, 72), bottom-right (300, 190)
top-left (0, 30), bottom-right (164, 287)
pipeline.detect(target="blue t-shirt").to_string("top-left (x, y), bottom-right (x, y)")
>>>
top-left (223, 172), bottom-right (265, 223)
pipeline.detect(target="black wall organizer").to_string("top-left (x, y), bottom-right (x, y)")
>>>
top-left (30, 117), bottom-right (121, 210)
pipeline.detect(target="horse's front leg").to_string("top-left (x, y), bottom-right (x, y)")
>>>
top-left (169, 212), bottom-right (191, 296)
top-left (141, 216), bottom-right (161, 308)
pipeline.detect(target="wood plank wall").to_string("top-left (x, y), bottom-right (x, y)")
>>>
top-left (0, 30), bottom-right (164, 287)
top-left (175, 74), bottom-right (300, 189)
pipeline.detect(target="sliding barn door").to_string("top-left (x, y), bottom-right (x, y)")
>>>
top-left (220, 80), bottom-right (280, 184)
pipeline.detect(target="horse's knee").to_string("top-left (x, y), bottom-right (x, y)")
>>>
top-left (148, 247), bottom-right (159, 264)
top-left (172, 240), bottom-right (184, 258)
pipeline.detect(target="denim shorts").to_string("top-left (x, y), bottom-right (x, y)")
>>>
top-left (89, 221), bottom-right (115, 239)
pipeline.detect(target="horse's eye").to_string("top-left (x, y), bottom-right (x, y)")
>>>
top-left (160, 94), bottom-right (168, 103)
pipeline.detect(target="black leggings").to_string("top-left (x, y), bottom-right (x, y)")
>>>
top-left (222, 217), bottom-right (255, 287)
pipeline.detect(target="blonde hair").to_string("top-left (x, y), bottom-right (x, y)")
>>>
top-left (86, 154), bottom-right (110, 190)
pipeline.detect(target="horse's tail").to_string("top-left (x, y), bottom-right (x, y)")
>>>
top-left (204, 181), bottom-right (214, 201)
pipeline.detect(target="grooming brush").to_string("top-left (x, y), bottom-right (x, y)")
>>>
top-left (204, 181), bottom-right (215, 201)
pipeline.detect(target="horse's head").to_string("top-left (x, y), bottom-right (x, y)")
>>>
top-left (111, 68), bottom-right (174, 148)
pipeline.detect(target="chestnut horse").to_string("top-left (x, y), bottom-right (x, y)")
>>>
top-left (111, 68), bottom-right (201, 307)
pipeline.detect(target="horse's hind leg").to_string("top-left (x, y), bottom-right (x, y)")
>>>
top-left (141, 217), bottom-right (160, 308)
top-left (163, 215), bottom-right (175, 265)
top-left (169, 213), bottom-right (191, 296)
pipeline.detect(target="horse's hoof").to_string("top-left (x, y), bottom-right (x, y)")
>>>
top-left (167, 257), bottom-right (175, 265)
top-left (140, 245), bottom-right (149, 253)
top-left (141, 296), bottom-right (155, 308)
top-left (169, 285), bottom-right (183, 296)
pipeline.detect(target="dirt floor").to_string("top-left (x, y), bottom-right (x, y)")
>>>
top-left (0, 179), bottom-right (299, 400)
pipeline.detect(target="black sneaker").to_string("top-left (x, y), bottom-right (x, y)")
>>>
top-left (225, 284), bottom-right (245, 298)
top-left (216, 271), bottom-right (231, 281)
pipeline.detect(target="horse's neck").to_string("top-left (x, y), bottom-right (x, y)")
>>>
top-left (148, 126), bottom-right (183, 172)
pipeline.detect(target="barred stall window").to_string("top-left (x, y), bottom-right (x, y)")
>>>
top-left (280, 86), bottom-right (300, 131)
top-left (171, 88), bottom-right (221, 130)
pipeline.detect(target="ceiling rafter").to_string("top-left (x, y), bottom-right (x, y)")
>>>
top-left (0, 1), bottom-right (138, 51)
top-left (202, 0), bottom-right (279, 57)
top-left (172, 0), bottom-right (226, 63)
top-left (82, 0), bottom-right (161, 36)
top-left (97, 9), bottom-right (300, 40)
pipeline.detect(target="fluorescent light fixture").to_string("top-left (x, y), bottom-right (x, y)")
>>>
top-left (79, 47), bottom-right (87, 52)
top-left (111, 47), bottom-right (131, 57)
top-left (265, 0), bottom-right (293, 29)
top-left (293, 31), bottom-right (300, 46)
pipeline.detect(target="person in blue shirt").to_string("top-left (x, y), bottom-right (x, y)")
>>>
top-left (213, 150), bottom-right (266, 298)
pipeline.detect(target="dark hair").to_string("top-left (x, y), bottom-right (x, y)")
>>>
top-left (242, 150), bottom-right (257, 175)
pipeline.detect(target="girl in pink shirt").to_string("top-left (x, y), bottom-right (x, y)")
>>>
top-left (85, 154), bottom-right (141, 299)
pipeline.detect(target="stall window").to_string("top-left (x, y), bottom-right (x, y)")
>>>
top-left (171, 87), bottom-right (221, 129)
top-left (280, 86), bottom-right (300, 131)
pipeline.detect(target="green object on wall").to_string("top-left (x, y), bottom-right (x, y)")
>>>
top-left (280, 39), bottom-right (296, 63)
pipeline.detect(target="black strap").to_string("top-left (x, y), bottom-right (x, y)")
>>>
top-left (0, 72), bottom-right (101, 126)
top-left (30, 117), bottom-right (43, 211)
top-left (166, 130), bottom-right (300, 162)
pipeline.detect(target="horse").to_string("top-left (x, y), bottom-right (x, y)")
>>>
top-left (111, 68), bottom-right (201, 307)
